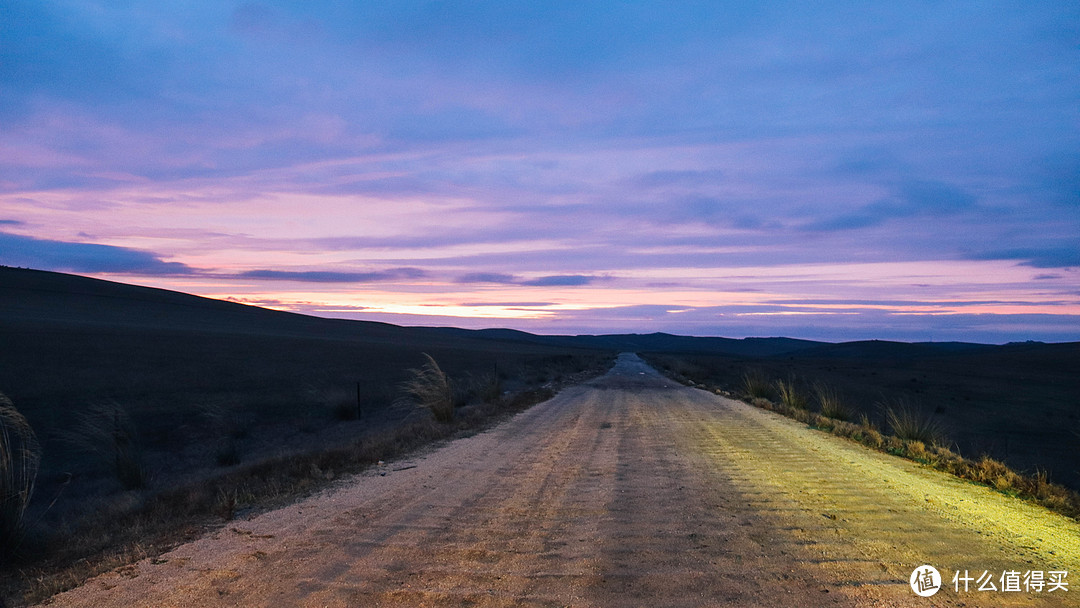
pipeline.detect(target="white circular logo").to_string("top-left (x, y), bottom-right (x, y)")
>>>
top-left (910, 565), bottom-right (942, 597)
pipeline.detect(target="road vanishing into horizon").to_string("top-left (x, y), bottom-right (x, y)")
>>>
top-left (47, 354), bottom-right (1080, 607)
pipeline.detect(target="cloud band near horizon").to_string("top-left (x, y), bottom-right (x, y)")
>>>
top-left (1, 1), bottom-right (1078, 342)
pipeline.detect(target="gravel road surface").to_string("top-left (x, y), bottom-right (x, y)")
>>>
top-left (46, 353), bottom-right (1080, 607)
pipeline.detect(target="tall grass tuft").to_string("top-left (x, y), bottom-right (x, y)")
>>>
top-left (1, 392), bottom-right (41, 557)
top-left (775, 376), bottom-right (808, 410)
top-left (882, 398), bottom-right (946, 447)
top-left (478, 371), bottom-right (502, 404)
top-left (197, 400), bottom-right (244, 466)
top-left (741, 368), bottom-right (774, 400)
top-left (60, 401), bottom-right (147, 489)
top-left (814, 382), bottom-right (852, 421)
top-left (399, 353), bottom-right (454, 423)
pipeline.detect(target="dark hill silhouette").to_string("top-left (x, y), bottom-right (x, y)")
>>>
top-left (1, 266), bottom-right (824, 356)
top-left (786, 339), bottom-right (992, 360)
top-left (431, 327), bottom-right (825, 357)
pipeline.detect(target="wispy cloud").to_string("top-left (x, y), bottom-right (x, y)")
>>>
top-left (456, 272), bottom-right (601, 287)
top-left (460, 302), bottom-right (556, 308)
top-left (456, 273), bottom-right (518, 284)
top-left (235, 268), bottom-right (426, 283)
top-left (0, 232), bottom-right (192, 275)
top-left (520, 275), bottom-right (598, 287)
top-left (801, 180), bottom-right (980, 232)
top-left (2, 2), bottom-right (1078, 341)
top-left (966, 248), bottom-right (1080, 269)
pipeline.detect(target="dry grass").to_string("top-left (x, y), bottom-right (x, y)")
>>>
top-left (659, 364), bottom-right (1080, 523)
top-left (775, 376), bottom-right (807, 410)
top-left (58, 401), bottom-right (147, 490)
top-left (452, 370), bottom-right (502, 407)
top-left (741, 368), bottom-right (773, 400)
top-left (2, 357), bottom-right (609, 606)
top-left (197, 400), bottom-right (245, 467)
top-left (814, 382), bottom-right (852, 421)
top-left (757, 388), bottom-right (1080, 520)
top-left (1, 393), bottom-right (40, 561)
top-left (881, 398), bottom-right (946, 447)
top-left (398, 353), bottom-right (454, 423)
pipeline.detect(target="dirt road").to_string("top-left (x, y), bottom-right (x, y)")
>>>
top-left (46, 354), bottom-right (1079, 607)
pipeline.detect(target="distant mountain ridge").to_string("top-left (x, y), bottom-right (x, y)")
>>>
top-left (1, 267), bottom-right (828, 356)
top-left (436, 328), bottom-right (828, 357)
top-left (0, 266), bottom-right (1031, 358)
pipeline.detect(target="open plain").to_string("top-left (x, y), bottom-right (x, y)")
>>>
top-left (44, 354), bottom-right (1079, 607)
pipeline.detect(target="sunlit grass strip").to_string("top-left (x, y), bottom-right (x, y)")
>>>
top-left (663, 369), bottom-right (1080, 523)
top-left (750, 395), bottom-right (1080, 521)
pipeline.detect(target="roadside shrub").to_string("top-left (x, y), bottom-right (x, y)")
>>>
top-left (809, 413), bottom-right (835, 431)
top-left (861, 427), bottom-right (884, 449)
top-left (399, 353), bottom-right (454, 423)
top-left (904, 440), bottom-right (928, 462)
top-left (751, 397), bottom-right (773, 409)
top-left (59, 401), bottom-right (147, 489)
top-left (831, 420), bottom-right (860, 439)
top-left (1, 393), bottom-right (41, 557)
top-left (789, 407), bottom-right (812, 424)
top-left (972, 455), bottom-right (1011, 486)
top-left (883, 435), bottom-right (905, 456)
top-left (775, 377), bottom-right (807, 410)
top-left (742, 369), bottom-right (774, 399)
top-left (882, 398), bottom-right (946, 447)
top-left (814, 383), bottom-right (852, 421)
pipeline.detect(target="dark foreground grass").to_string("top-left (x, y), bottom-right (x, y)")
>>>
top-left (0, 394), bottom-right (40, 562)
top-left (650, 359), bottom-right (1080, 524)
top-left (0, 361), bottom-right (609, 606)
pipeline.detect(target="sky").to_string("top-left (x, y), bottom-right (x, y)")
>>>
top-left (1, 1), bottom-right (1079, 343)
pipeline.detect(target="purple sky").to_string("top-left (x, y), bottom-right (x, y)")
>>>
top-left (2, 2), bottom-right (1078, 342)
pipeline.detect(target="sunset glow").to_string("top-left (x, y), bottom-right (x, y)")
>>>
top-left (2, 2), bottom-right (1078, 342)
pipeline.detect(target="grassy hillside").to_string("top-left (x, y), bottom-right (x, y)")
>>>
top-left (0, 267), bottom-right (611, 586)
top-left (3, 265), bottom-right (1077, 603)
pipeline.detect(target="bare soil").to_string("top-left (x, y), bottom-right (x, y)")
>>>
top-left (42, 354), bottom-right (1080, 607)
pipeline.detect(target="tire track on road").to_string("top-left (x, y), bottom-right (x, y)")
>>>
top-left (43, 354), bottom-right (1079, 607)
